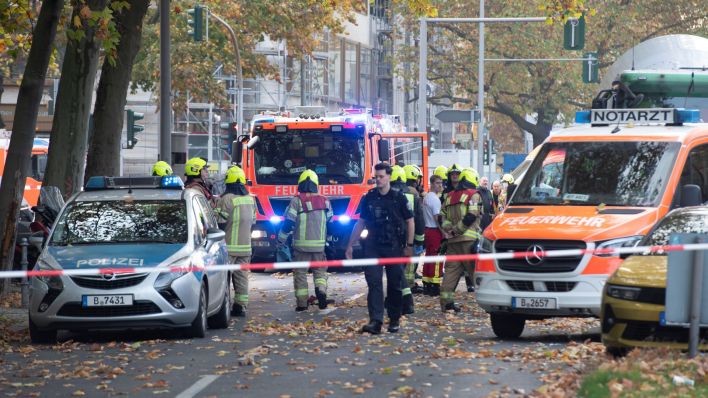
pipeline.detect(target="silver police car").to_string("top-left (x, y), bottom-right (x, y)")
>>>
top-left (29, 176), bottom-right (231, 343)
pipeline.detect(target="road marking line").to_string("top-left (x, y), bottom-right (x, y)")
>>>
top-left (175, 375), bottom-right (220, 398)
top-left (319, 307), bottom-right (337, 315)
top-left (346, 292), bottom-right (365, 302)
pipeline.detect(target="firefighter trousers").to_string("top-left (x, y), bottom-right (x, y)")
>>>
top-left (440, 240), bottom-right (476, 309)
top-left (422, 228), bottom-right (444, 285)
top-left (229, 255), bottom-right (250, 308)
top-left (292, 250), bottom-right (328, 308)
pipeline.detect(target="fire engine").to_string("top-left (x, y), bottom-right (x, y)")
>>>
top-left (231, 109), bottom-right (428, 260)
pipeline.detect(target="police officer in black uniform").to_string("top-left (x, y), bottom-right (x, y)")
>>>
top-left (346, 163), bottom-right (415, 335)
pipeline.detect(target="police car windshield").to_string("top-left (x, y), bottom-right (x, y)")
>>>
top-left (253, 129), bottom-right (365, 185)
top-left (641, 211), bottom-right (708, 247)
top-left (50, 201), bottom-right (188, 245)
top-left (512, 141), bottom-right (680, 207)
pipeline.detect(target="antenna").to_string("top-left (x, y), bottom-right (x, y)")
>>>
top-left (631, 44), bottom-right (635, 71)
top-left (683, 72), bottom-right (695, 109)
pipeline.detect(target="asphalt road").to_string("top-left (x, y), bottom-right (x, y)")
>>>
top-left (0, 273), bottom-right (602, 398)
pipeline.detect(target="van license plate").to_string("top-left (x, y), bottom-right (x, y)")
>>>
top-left (82, 294), bottom-right (134, 307)
top-left (512, 297), bottom-right (556, 309)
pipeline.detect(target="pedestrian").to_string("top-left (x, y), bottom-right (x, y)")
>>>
top-left (480, 176), bottom-right (489, 189)
top-left (184, 157), bottom-right (215, 204)
top-left (476, 176), bottom-right (495, 232)
top-left (391, 166), bottom-right (419, 314)
top-left (491, 180), bottom-right (502, 216)
top-left (215, 165), bottom-right (255, 317)
top-left (433, 165), bottom-right (448, 194)
top-left (422, 173), bottom-right (446, 296)
top-left (152, 161), bottom-right (173, 177)
top-left (440, 168), bottom-right (482, 312)
top-left (345, 163), bottom-right (414, 334)
top-left (402, 164), bottom-right (426, 294)
top-left (278, 170), bottom-right (332, 311)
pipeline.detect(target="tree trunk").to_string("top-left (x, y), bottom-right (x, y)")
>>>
top-left (0, 75), bottom-right (5, 129)
top-left (0, 0), bottom-right (64, 294)
top-left (85, 0), bottom-right (150, 180)
top-left (43, 0), bottom-right (108, 197)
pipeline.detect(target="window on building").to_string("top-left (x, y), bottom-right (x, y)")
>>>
top-left (328, 36), bottom-right (341, 99)
top-left (344, 42), bottom-right (357, 104)
top-left (360, 48), bottom-right (371, 106)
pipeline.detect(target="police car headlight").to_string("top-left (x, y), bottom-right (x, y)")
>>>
top-left (154, 259), bottom-right (189, 289)
top-left (478, 236), bottom-right (494, 253)
top-left (596, 236), bottom-right (643, 257)
top-left (36, 261), bottom-right (63, 290)
top-left (251, 230), bottom-right (267, 239)
top-left (360, 229), bottom-right (369, 239)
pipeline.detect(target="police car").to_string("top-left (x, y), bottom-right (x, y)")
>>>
top-left (29, 176), bottom-right (231, 343)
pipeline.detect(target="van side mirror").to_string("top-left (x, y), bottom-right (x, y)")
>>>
top-left (231, 140), bottom-right (243, 164)
top-left (377, 140), bottom-right (389, 162)
top-left (680, 184), bottom-right (702, 208)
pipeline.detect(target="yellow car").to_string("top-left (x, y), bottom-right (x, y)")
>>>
top-left (601, 206), bottom-right (708, 356)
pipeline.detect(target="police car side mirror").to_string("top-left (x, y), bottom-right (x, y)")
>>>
top-left (206, 228), bottom-right (225, 242)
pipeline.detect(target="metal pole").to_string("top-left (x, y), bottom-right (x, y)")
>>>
top-left (688, 238), bottom-right (704, 358)
top-left (20, 238), bottom-right (29, 308)
top-left (426, 17), bottom-right (546, 23)
top-left (300, 59), bottom-right (306, 106)
top-left (485, 57), bottom-right (593, 62)
top-left (207, 104), bottom-right (213, 162)
top-left (476, 0), bottom-right (484, 172)
top-left (159, 0), bottom-right (172, 162)
top-left (418, 18), bottom-right (427, 132)
top-left (208, 12), bottom-right (244, 140)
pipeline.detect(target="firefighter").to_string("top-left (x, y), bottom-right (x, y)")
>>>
top-left (442, 163), bottom-right (462, 199)
top-left (440, 168), bottom-right (482, 312)
top-left (499, 174), bottom-right (515, 212)
top-left (390, 166), bottom-right (418, 314)
top-left (152, 161), bottom-right (173, 177)
top-left (277, 170), bottom-right (333, 312)
top-left (215, 165), bottom-right (255, 316)
top-left (402, 164), bottom-right (426, 294)
top-left (184, 157), bottom-right (214, 202)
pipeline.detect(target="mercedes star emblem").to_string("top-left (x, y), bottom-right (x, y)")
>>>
top-left (525, 245), bottom-right (545, 266)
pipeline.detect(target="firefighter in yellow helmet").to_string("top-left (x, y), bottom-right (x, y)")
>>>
top-left (184, 157), bottom-right (214, 203)
top-left (401, 165), bottom-right (426, 294)
top-left (152, 161), bottom-right (173, 177)
top-left (499, 173), bottom-right (515, 212)
top-left (277, 170), bottom-right (333, 311)
top-left (215, 165), bottom-right (255, 316)
top-left (439, 167), bottom-right (482, 312)
top-left (390, 165), bottom-right (420, 314)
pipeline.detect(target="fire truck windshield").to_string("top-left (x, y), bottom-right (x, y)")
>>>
top-left (254, 129), bottom-right (365, 185)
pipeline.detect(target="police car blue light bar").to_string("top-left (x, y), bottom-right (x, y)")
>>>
top-left (85, 176), bottom-right (184, 191)
top-left (575, 108), bottom-right (701, 125)
top-left (160, 175), bottom-right (184, 188)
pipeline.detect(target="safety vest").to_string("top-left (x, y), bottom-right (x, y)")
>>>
top-left (282, 193), bottom-right (331, 252)
top-left (223, 195), bottom-right (256, 256)
top-left (443, 189), bottom-right (482, 242)
top-left (405, 187), bottom-right (425, 243)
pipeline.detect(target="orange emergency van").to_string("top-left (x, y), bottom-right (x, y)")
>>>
top-left (475, 108), bottom-right (708, 338)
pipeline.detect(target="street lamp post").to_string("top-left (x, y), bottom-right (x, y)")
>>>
top-left (159, 0), bottom-right (172, 162)
top-left (208, 11), bottom-right (244, 139)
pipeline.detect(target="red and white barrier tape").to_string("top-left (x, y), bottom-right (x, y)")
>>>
top-left (3, 242), bottom-right (708, 279)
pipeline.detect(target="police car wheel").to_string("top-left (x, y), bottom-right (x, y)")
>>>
top-left (208, 282), bottom-right (231, 329)
top-left (187, 284), bottom-right (208, 338)
top-left (490, 313), bottom-right (525, 339)
top-left (29, 316), bottom-right (57, 344)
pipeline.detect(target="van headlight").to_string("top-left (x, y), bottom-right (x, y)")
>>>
top-left (606, 284), bottom-right (641, 301)
top-left (478, 236), bottom-right (494, 253)
top-left (154, 258), bottom-right (189, 289)
top-left (596, 236), bottom-right (643, 257)
top-left (36, 262), bottom-right (63, 290)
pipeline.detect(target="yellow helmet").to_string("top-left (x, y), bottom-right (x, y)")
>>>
top-left (152, 161), bottom-right (173, 177)
top-left (403, 164), bottom-right (421, 181)
top-left (460, 168), bottom-right (479, 187)
top-left (391, 165), bottom-right (406, 183)
top-left (433, 165), bottom-right (448, 180)
top-left (448, 163), bottom-right (462, 175)
top-left (502, 173), bottom-right (514, 184)
top-left (185, 157), bottom-right (208, 177)
top-left (298, 169), bottom-right (319, 186)
top-left (225, 165), bottom-right (246, 184)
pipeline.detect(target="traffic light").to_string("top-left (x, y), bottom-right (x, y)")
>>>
top-left (563, 15), bottom-right (585, 50)
top-left (582, 52), bottom-right (599, 83)
top-left (219, 121), bottom-right (238, 151)
top-left (187, 5), bottom-right (204, 42)
top-left (126, 110), bottom-right (144, 149)
top-left (483, 140), bottom-right (490, 166)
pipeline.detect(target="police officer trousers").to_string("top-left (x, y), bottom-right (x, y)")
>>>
top-left (363, 244), bottom-right (404, 323)
top-left (229, 255), bottom-right (250, 308)
top-left (440, 240), bottom-right (477, 309)
top-left (292, 250), bottom-right (328, 308)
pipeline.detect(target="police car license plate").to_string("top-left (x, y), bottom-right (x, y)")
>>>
top-left (512, 297), bottom-right (556, 309)
top-left (82, 294), bottom-right (134, 307)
